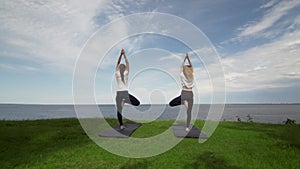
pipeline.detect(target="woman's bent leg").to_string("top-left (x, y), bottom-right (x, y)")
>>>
top-left (169, 95), bottom-right (181, 107)
top-left (128, 94), bottom-right (140, 106)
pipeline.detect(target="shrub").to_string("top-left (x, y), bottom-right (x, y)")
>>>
top-left (283, 118), bottom-right (296, 125)
top-left (247, 114), bottom-right (253, 123)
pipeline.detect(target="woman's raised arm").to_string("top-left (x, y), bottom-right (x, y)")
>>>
top-left (116, 49), bottom-right (124, 71)
top-left (123, 50), bottom-right (129, 72)
top-left (185, 52), bottom-right (193, 72)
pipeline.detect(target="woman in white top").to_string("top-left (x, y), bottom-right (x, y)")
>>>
top-left (115, 49), bottom-right (140, 130)
top-left (169, 52), bottom-right (194, 132)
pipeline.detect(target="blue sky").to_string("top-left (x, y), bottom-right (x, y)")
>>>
top-left (0, 0), bottom-right (300, 104)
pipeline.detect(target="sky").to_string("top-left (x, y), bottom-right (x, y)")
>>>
top-left (0, 0), bottom-right (300, 104)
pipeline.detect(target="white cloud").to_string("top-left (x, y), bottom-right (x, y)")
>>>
top-left (159, 53), bottom-right (181, 61)
top-left (222, 26), bottom-right (300, 92)
top-left (217, 1), bottom-right (300, 94)
top-left (0, 63), bottom-right (39, 72)
top-left (238, 0), bottom-right (300, 38)
top-left (259, 0), bottom-right (279, 9)
top-left (0, 0), bottom-right (110, 72)
top-left (0, 0), bottom-right (148, 73)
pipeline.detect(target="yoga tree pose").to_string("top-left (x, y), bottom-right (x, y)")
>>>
top-left (115, 49), bottom-right (140, 130)
top-left (169, 52), bottom-right (194, 132)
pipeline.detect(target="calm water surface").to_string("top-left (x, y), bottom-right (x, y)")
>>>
top-left (0, 104), bottom-right (299, 124)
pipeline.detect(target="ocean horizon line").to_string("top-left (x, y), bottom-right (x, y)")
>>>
top-left (0, 103), bottom-right (299, 106)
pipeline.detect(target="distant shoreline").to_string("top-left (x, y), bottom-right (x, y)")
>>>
top-left (1, 104), bottom-right (299, 123)
top-left (1, 103), bottom-right (300, 106)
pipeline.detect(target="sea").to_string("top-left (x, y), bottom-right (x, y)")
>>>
top-left (0, 104), bottom-right (299, 124)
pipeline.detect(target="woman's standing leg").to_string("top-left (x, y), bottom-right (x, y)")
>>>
top-left (116, 93), bottom-right (125, 126)
top-left (182, 91), bottom-right (193, 131)
top-left (184, 98), bottom-right (193, 128)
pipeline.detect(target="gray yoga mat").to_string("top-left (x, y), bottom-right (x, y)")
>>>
top-left (172, 124), bottom-right (208, 138)
top-left (99, 123), bottom-right (141, 138)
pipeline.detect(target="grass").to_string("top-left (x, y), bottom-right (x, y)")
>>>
top-left (0, 118), bottom-right (299, 169)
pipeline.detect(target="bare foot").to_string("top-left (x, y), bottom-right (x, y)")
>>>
top-left (185, 127), bottom-right (190, 132)
top-left (120, 125), bottom-right (125, 130)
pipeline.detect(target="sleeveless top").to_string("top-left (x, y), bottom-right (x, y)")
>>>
top-left (115, 70), bottom-right (129, 91)
top-left (180, 71), bottom-right (194, 88)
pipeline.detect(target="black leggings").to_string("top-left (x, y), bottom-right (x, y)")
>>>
top-left (116, 91), bottom-right (140, 125)
top-left (169, 90), bottom-right (194, 127)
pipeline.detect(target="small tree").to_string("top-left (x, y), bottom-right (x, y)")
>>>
top-left (283, 118), bottom-right (296, 125)
top-left (236, 116), bottom-right (241, 122)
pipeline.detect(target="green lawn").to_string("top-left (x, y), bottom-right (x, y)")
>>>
top-left (0, 118), bottom-right (299, 169)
